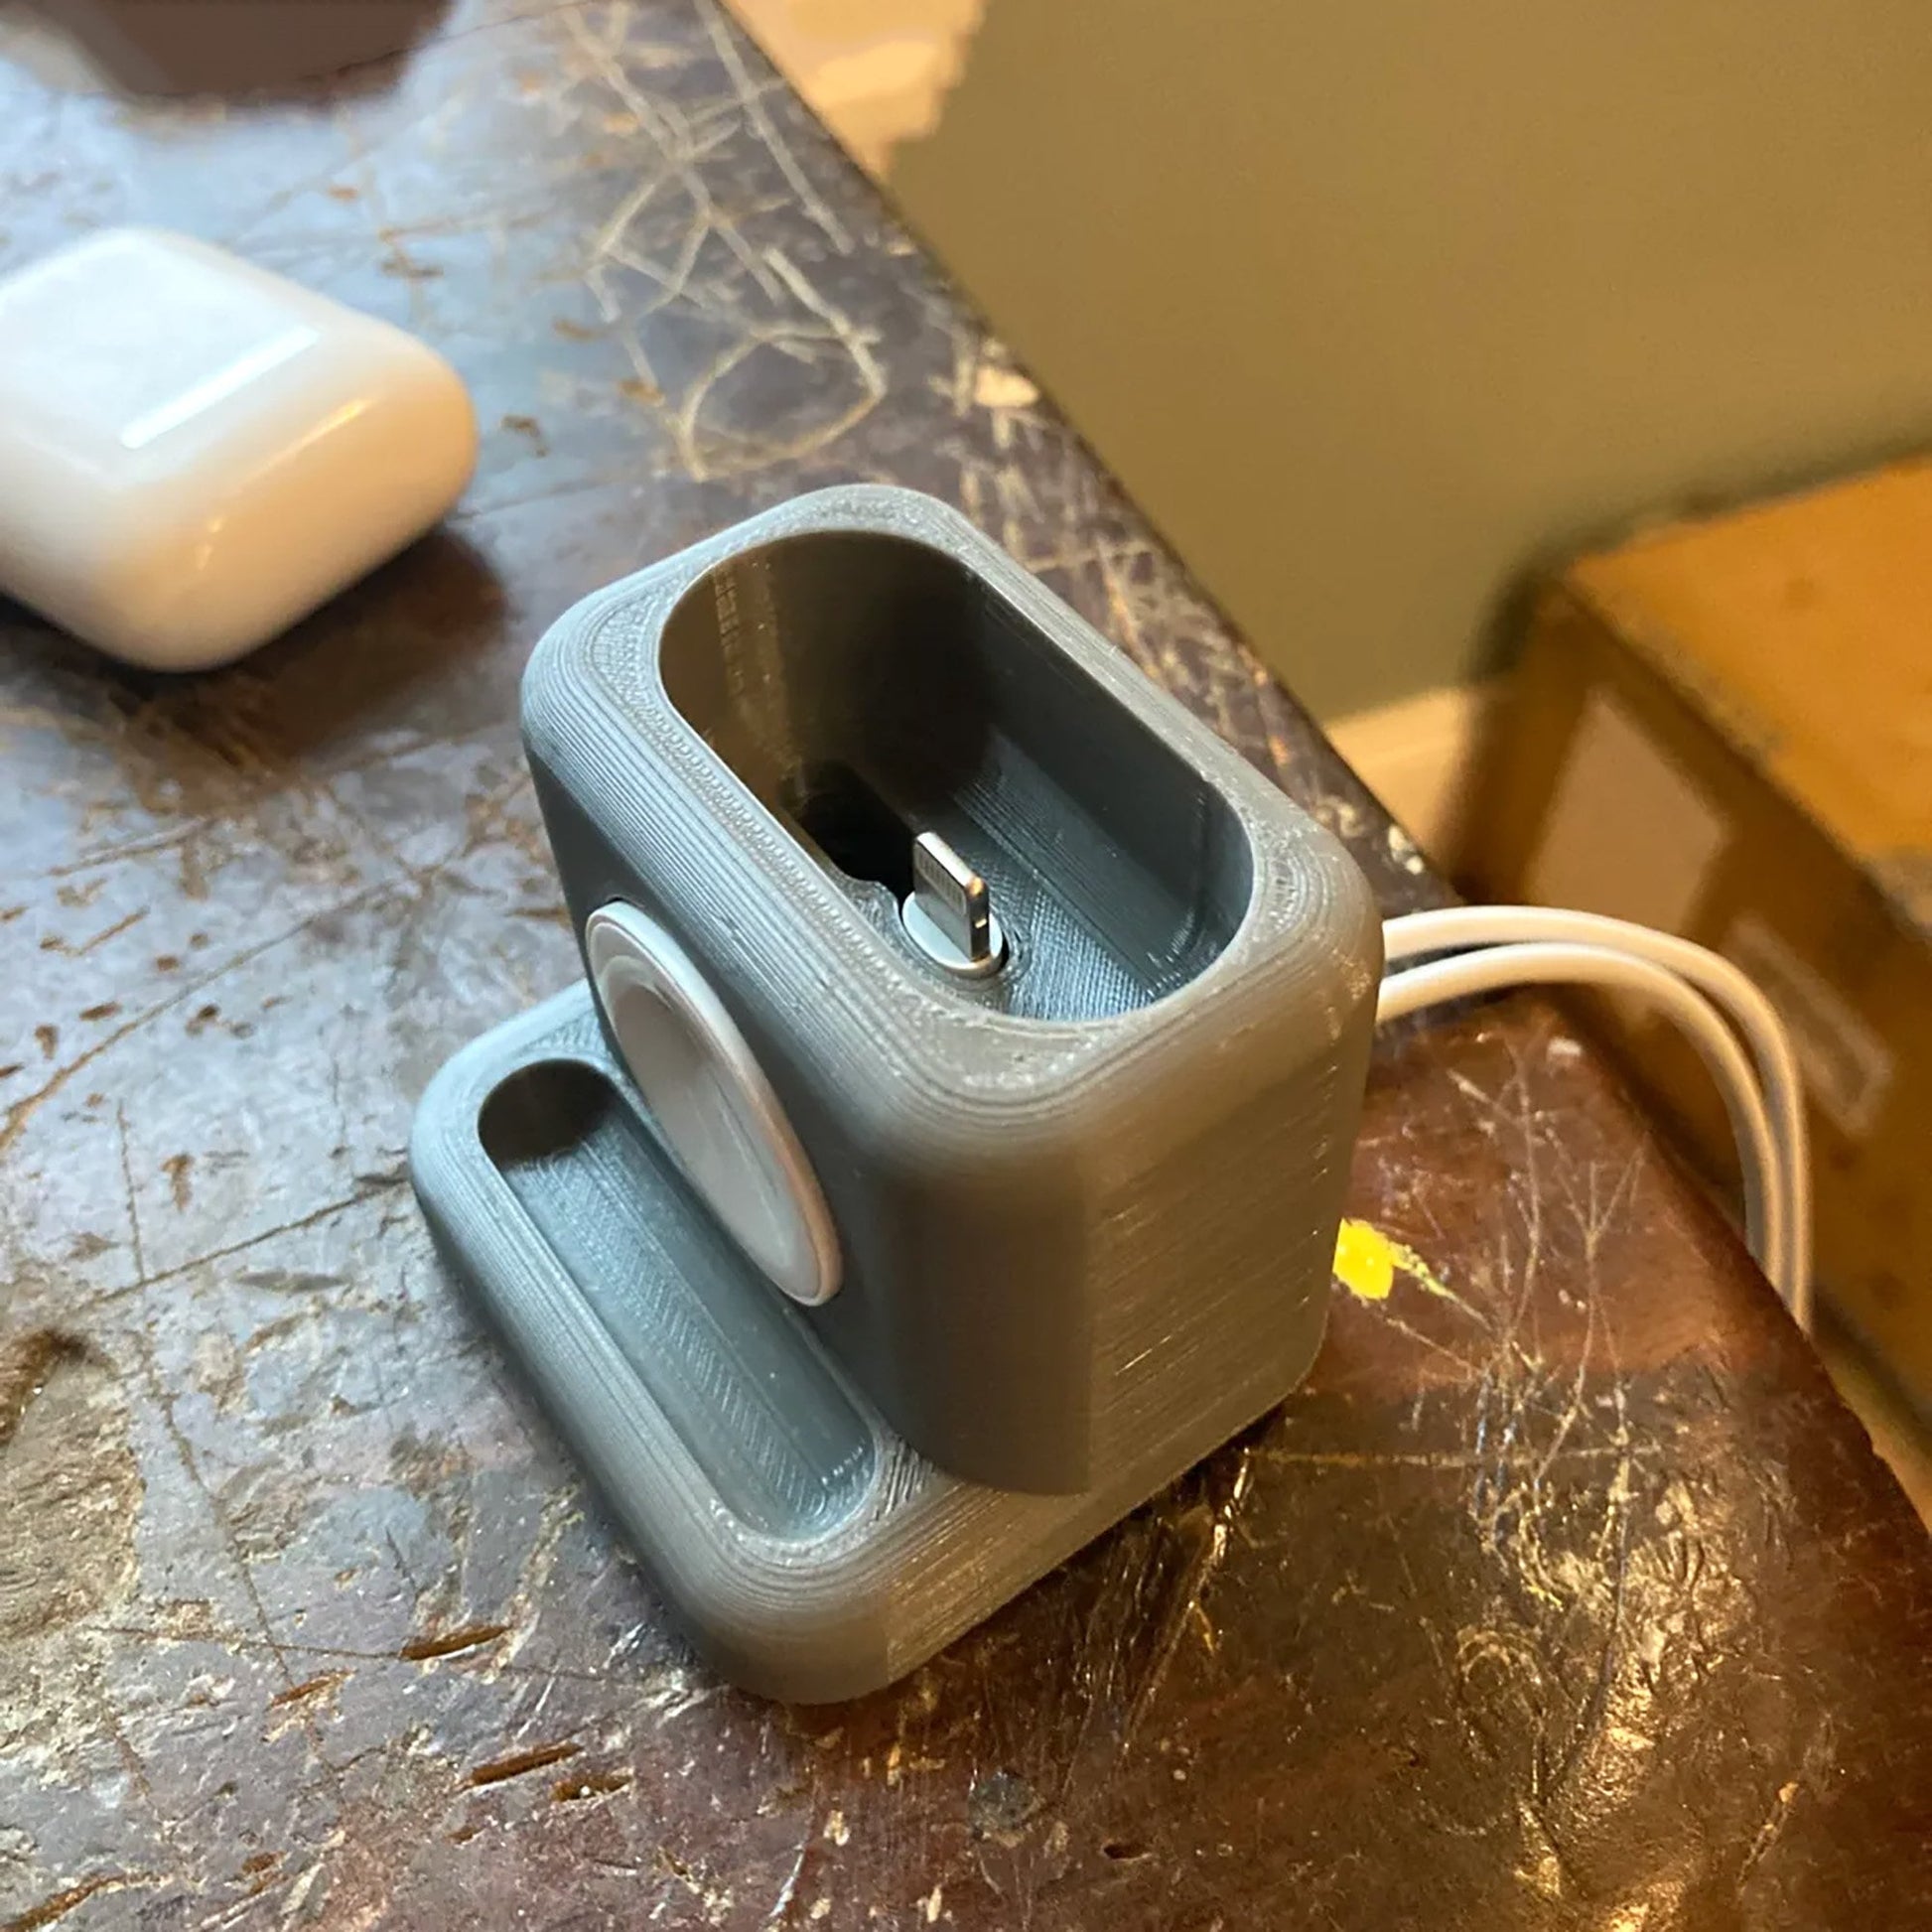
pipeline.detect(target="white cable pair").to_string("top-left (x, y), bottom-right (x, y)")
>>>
top-left (1377, 905), bottom-right (1813, 1331)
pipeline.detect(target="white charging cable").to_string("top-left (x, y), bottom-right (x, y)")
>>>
top-left (1378, 906), bottom-right (1813, 1331)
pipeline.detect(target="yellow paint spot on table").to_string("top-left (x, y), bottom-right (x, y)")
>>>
top-left (1333, 1218), bottom-right (1450, 1303)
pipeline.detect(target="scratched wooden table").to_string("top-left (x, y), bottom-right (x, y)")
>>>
top-left (2, 6), bottom-right (1929, 1928)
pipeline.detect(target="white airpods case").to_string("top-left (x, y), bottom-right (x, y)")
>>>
top-left (0, 227), bottom-right (477, 670)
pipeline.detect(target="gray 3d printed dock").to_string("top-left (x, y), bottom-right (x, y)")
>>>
top-left (411, 485), bottom-right (1379, 1701)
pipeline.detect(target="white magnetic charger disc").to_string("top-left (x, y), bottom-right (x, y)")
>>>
top-left (584, 902), bottom-right (842, 1308)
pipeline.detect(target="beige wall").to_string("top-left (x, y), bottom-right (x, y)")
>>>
top-left (870, 1), bottom-right (1932, 718)
top-left (726, 0), bottom-right (985, 178)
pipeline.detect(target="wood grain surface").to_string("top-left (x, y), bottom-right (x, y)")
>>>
top-left (1, 4), bottom-right (1928, 1927)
